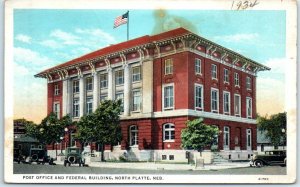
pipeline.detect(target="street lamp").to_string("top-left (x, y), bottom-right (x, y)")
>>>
top-left (60, 136), bottom-right (64, 154)
top-left (282, 128), bottom-right (286, 150)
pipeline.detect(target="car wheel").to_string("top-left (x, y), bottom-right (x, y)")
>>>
top-left (68, 162), bottom-right (71, 166)
top-left (254, 160), bottom-right (263, 167)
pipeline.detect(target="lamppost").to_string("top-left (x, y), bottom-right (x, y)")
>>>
top-left (60, 136), bottom-right (64, 154)
top-left (282, 128), bottom-right (286, 150)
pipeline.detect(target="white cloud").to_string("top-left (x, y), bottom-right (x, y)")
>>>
top-left (13, 63), bottom-right (30, 75)
top-left (264, 58), bottom-right (287, 74)
top-left (15, 34), bottom-right (32, 43)
top-left (39, 39), bottom-right (62, 49)
top-left (214, 33), bottom-right (259, 43)
top-left (14, 47), bottom-right (54, 66)
top-left (75, 28), bottom-right (116, 44)
top-left (50, 29), bottom-right (80, 45)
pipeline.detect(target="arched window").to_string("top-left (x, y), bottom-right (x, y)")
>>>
top-left (163, 123), bottom-right (175, 142)
top-left (129, 125), bottom-right (138, 146)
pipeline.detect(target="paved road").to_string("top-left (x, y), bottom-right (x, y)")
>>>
top-left (13, 163), bottom-right (286, 175)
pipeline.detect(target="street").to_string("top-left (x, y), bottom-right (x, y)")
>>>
top-left (13, 163), bottom-right (286, 175)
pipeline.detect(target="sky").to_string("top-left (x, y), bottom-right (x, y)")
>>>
top-left (13, 9), bottom-right (286, 123)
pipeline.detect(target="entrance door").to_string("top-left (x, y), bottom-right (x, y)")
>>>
top-left (246, 129), bottom-right (252, 150)
top-left (223, 126), bottom-right (230, 150)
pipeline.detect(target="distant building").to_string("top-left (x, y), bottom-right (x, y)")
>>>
top-left (257, 130), bottom-right (285, 153)
top-left (35, 28), bottom-right (270, 161)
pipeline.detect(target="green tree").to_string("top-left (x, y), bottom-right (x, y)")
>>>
top-left (257, 112), bottom-right (287, 147)
top-left (181, 118), bottom-right (219, 153)
top-left (75, 100), bottom-right (122, 160)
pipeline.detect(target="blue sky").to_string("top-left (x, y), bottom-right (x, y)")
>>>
top-left (13, 9), bottom-right (286, 123)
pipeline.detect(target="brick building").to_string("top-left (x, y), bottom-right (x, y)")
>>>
top-left (35, 28), bottom-right (270, 161)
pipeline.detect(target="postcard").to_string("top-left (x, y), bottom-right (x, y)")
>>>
top-left (4, 0), bottom-right (297, 184)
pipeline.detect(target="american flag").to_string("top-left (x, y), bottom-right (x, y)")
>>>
top-left (113, 12), bottom-right (128, 28)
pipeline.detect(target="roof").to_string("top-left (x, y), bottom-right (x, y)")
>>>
top-left (35, 27), bottom-right (270, 77)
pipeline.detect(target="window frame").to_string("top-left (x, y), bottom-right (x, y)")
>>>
top-left (211, 88), bottom-right (219, 112)
top-left (54, 84), bottom-right (59, 96)
top-left (163, 123), bottom-right (175, 142)
top-left (195, 58), bottom-right (202, 75)
top-left (223, 126), bottom-right (230, 150)
top-left (194, 83), bottom-right (204, 110)
top-left (164, 59), bottom-right (173, 75)
top-left (132, 66), bottom-right (141, 82)
top-left (211, 64), bottom-right (217, 80)
top-left (53, 102), bottom-right (60, 119)
top-left (246, 97), bottom-right (252, 118)
top-left (86, 77), bottom-right (93, 92)
top-left (115, 92), bottom-right (124, 112)
top-left (129, 125), bottom-right (139, 146)
top-left (223, 91), bottom-right (231, 115)
top-left (234, 94), bottom-right (241, 116)
top-left (100, 73), bottom-right (108, 89)
top-left (163, 83), bottom-right (174, 110)
top-left (224, 68), bottom-right (229, 83)
top-left (234, 73), bottom-right (240, 87)
top-left (246, 76), bottom-right (252, 90)
top-left (73, 98), bottom-right (80, 118)
top-left (115, 70), bottom-right (124, 86)
top-left (132, 89), bottom-right (141, 112)
top-left (86, 97), bottom-right (93, 114)
top-left (100, 94), bottom-right (108, 102)
top-left (73, 80), bottom-right (79, 94)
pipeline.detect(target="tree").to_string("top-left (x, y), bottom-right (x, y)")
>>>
top-left (75, 99), bottom-right (122, 160)
top-left (257, 112), bottom-right (287, 147)
top-left (181, 118), bottom-right (219, 153)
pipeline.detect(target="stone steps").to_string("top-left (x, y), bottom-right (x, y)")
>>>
top-left (212, 152), bottom-right (229, 164)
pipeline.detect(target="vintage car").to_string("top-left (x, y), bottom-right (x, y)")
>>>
top-left (27, 148), bottom-right (54, 165)
top-left (64, 147), bottom-right (85, 167)
top-left (13, 148), bottom-right (25, 164)
top-left (250, 150), bottom-right (286, 167)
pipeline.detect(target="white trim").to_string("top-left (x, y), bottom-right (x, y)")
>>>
top-left (224, 68), bottom-right (229, 83)
top-left (164, 58), bottom-right (173, 75)
top-left (211, 64), bottom-right (217, 79)
top-left (162, 83), bottom-right (175, 111)
top-left (234, 94), bottom-right (241, 117)
top-left (195, 58), bottom-right (202, 75)
top-left (163, 123), bottom-right (175, 142)
top-left (234, 72), bottom-right (240, 87)
top-left (211, 88), bottom-right (219, 113)
top-left (223, 91), bottom-right (231, 115)
top-left (223, 126), bottom-right (230, 150)
top-left (246, 76), bottom-right (252, 90)
top-left (246, 128), bottom-right (252, 150)
top-left (246, 97), bottom-right (253, 119)
top-left (194, 83), bottom-right (204, 110)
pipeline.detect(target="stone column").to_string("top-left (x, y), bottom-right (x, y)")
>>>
top-left (123, 64), bottom-right (131, 116)
top-left (62, 78), bottom-right (68, 116)
top-left (142, 60), bottom-right (153, 114)
top-left (107, 68), bottom-right (113, 100)
top-left (79, 76), bottom-right (85, 117)
top-left (93, 73), bottom-right (99, 111)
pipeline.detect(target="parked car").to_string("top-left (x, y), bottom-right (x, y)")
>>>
top-left (250, 150), bottom-right (286, 167)
top-left (64, 147), bottom-right (85, 167)
top-left (27, 148), bottom-right (54, 165)
top-left (13, 148), bottom-right (25, 164)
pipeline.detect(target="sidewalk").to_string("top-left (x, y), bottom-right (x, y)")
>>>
top-left (55, 160), bottom-right (250, 171)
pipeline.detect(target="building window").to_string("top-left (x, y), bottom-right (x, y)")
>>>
top-left (100, 73), bottom-right (108, 89)
top-left (73, 80), bottom-right (79, 93)
top-left (246, 76), bottom-right (251, 90)
top-left (195, 84), bottom-right (203, 110)
top-left (195, 58), bottom-right (201, 74)
top-left (246, 97), bottom-right (252, 118)
top-left (234, 94), bottom-right (241, 116)
top-left (54, 84), bottom-right (59, 95)
top-left (169, 155), bottom-right (174, 160)
top-left (163, 123), bottom-right (175, 142)
top-left (73, 98), bottom-right (79, 117)
top-left (223, 126), bottom-right (230, 149)
top-left (115, 70), bottom-right (124, 85)
top-left (53, 103), bottom-right (60, 119)
top-left (132, 90), bottom-right (141, 112)
top-left (163, 84), bottom-right (174, 110)
top-left (162, 155), bottom-right (167, 160)
top-left (86, 77), bottom-right (93, 91)
top-left (165, 59), bottom-right (173, 75)
top-left (223, 91), bottom-right (230, 114)
top-left (129, 125), bottom-right (138, 146)
top-left (234, 73), bottom-right (239, 86)
top-left (211, 88), bottom-right (219, 112)
top-left (86, 97), bottom-right (93, 114)
top-left (115, 92), bottom-right (124, 112)
top-left (211, 64), bottom-right (217, 79)
top-left (100, 94), bottom-right (108, 102)
top-left (247, 129), bottom-right (252, 150)
top-left (132, 66), bottom-right (141, 82)
top-left (224, 69), bottom-right (229, 83)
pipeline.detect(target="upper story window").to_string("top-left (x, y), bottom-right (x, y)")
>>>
top-left (211, 64), bottom-right (217, 79)
top-left (234, 73), bottom-right (240, 87)
top-left (129, 125), bottom-right (138, 146)
top-left (246, 97), bottom-right (252, 118)
top-left (73, 98), bottom-right (79, 117)
top-left (224, 68), bottom-right (229, 83)
top-left (211, 88), bottom-right (219, 112)
top-left (195, 84), bottom-right (203, 110)
top-left (163, 123), bottom-right (175, 142)
top-left (73, 80), bottom-right (79, 93)
top-left (132, 66), bottom-right (141, 82)
top-left (195, 58), bottom-right (201, 74)
top-left (223, 91), bottom-right (230, 115)
top-left (115, 92), bottom-right (124, 112)
top-left (100, 73), bottom-right (108, 89)
top-left (54, 84), bottom-right (60, 96)
top-left (165, 59), bottom-right (173, 75)
top-left (246, 76), bottom-right (251, 90)
top-left (163, 84), bottom-right (174, 110)
top-left (53, 102), bottom-right (60, 119)
top-left (132, 89), bottom-right (141, 112)
top-left (86, 97), bottom-right (93, 114)
top-left (115, 70), bottom-right (124, 86)
top-left (234, 94), bottom-right (241, 116)
top-left (100, 94), bottom-right (108, 102)
top-left (86, 77), bottom-right (93, 91)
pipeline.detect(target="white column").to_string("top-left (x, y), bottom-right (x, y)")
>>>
top-left (142, 60), bottom-right (153, 114)
top-left (93, 73), bottom-right (99, 111)
top-left (107, 68), bottom-right (113, 100)
top-left (79, 76), bottom-right (85, 117)
top-left (123, 64), bottom-right (131, 116)
top-left (62, 79), bottom-right (68, 116)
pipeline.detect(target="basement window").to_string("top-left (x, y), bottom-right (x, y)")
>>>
top-left (162, 155), bottom-right (167, 160)
top-left (169, 155), bottom-right (174, 160)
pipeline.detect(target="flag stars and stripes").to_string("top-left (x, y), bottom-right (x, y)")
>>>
top-left (114, 12), bottom-right (128, 28)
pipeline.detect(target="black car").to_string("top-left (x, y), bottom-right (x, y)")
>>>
top-left (28, 148), bottom-right (54, 165)
top-left (250, 150), bottom-right (286, 167)
top-left (64, 147), bottom-right (85, 167)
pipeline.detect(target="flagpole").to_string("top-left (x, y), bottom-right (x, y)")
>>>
top-left (127, 11), bottom-right (129, 41)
